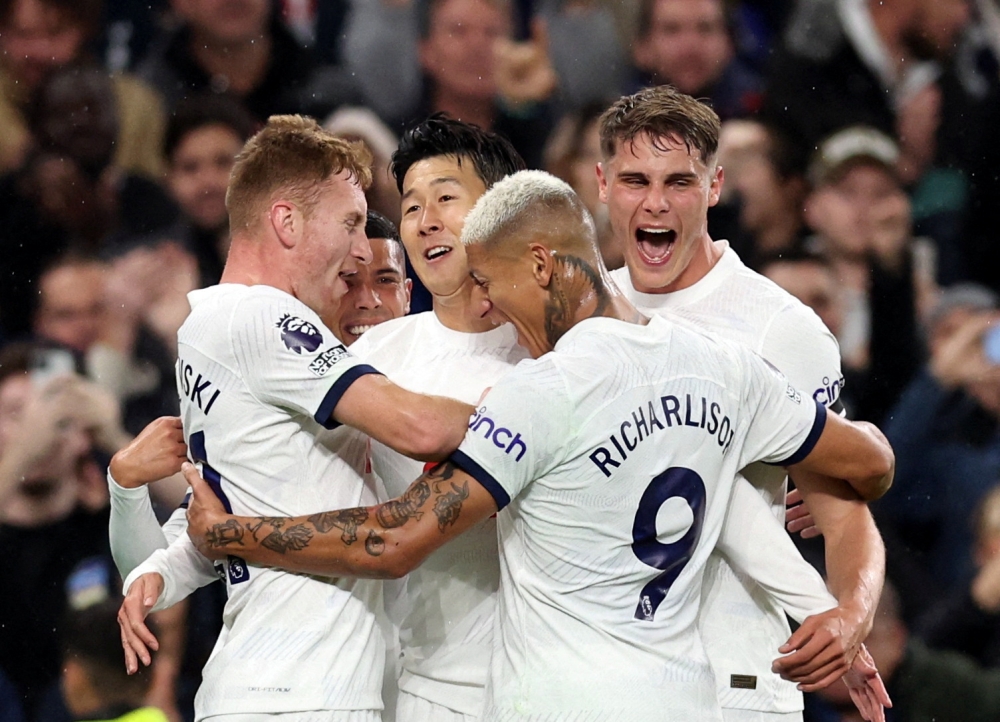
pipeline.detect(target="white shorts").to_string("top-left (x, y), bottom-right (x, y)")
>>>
top-left (722, 710), bottom-right (802, 722)
top-left (203, 712), bottom-right (381, 722)
top-left (396, 691), bottom-right (477, 722)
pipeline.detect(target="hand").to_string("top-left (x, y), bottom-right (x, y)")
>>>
top-left (773, 604), bottom-right (867, 691)
top-left (3, 376), bottom-right (91, 480)
top-left (183, 462), bottom-right (233, 560)
top-left (896, 84), bottom-right (941, 184)
top-left (930, 313), bottom-right (1000, 389)
top-left (493, 18), bottom-right (558, 107)
top-left (64, 377), bottom-right (130, 453)
top-left (118, 572), bottom-right (164, 674)
top-left (866, 191), bottom-right (912, 272)
top-left (842, 645), bottom-right (892, 722)
top-left (785, 488), bottom-right (821, 539)
top-left (110, 417), bottom-right (187, 489)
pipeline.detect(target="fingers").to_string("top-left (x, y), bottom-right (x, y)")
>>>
top-left (847, 686), bottom-right (876, 722)
top-left (795, 657), bottom-right (850, 691)
top-left (117, 589), bottom-right (160, 673)
top-left (529, 16), bottom-right (549, 48)
top-left (800, 525), bottom-right (823, 539)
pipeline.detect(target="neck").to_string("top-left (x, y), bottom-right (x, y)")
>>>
top-left (433, 278), bottom-right (496, 333)
top-left (543, 251), bottom-right (645, 350)
top-left (220, 235), bottom-right (292, 291)
top-left (190, 29), bottom-right (272, 95)
top-left (432, 87), bottom-right (495, 132)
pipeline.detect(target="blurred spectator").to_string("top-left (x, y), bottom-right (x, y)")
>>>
top-left (544, 101), bottom-right (619, 268)
top-left (161, 94), bottom-right (257, 286)
top-left (0, 342), bottom-right (129, 715)
top-left (630, 0), bottom-right (764, 120)
top-left (0, 63), bottom-right (179, 340)
top-left (803, 126), bottom-right (928, 422)
top-left (347, 0), bottom-right (556, 168)
top-left (326, 211), bottom-right (411, 346)
top-left (137, 0), bottom-right (358, 122)
top-left (33, 256), bottom-right (108, 355)
top-left (714, 119), bottom-right (809, 269)
top-left (917, 484), bottom-right (1000, 668)
top-left (760, 251), bottom-right (844, 343)
top-left (324, 106), bottom-right (402, 225)
top-left (879, 284), bottom-right (1000, 591)
top-left (0, 0), bottom-right (167, 176)
top-left (806, 582), bottom-right (1000, 722)
top-left (61, 600), bottom-right (169, 722)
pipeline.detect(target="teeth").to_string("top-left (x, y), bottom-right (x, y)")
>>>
top-left (348, 325), bottom-right (374, 336)
top-left (640, 228), bottom-right (672, 234)
top-left (426, 246), bottom-right (450, 260)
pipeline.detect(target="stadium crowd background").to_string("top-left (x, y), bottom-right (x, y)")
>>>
top-left (1, 0), bottom-right (1000, 719)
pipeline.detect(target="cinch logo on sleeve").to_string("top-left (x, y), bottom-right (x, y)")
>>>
top-left (813, 374), bottom-right (845, 407)
top-left (276, 314), bottom-right (323, 354)
top-left (468, 407), bottom-right (527, 461)
top-left (309, 344), bottom-right (350, 376)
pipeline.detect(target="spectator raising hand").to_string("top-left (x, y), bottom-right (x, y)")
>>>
top-left (493, 18), bottom-right (558, 108)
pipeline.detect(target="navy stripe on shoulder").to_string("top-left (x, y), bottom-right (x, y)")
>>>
top-left (315, 364), bottom-right (383, 429)
top-left (771, 400), bottom-right (827, 466)
top-left (449, 449), bottom-right (511, 510)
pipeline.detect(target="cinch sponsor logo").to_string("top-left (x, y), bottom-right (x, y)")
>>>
top-left (468, 407), bottom-right (527, 462)
top-left (309, 344), bottom-right (349, 376)
top-left (276, 313), bottom-right (322, 354)
top-left (813, 375), bottom-right (845, 407)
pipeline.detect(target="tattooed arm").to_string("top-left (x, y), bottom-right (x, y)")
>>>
top-left (184, 461), bottom-right (498, 579)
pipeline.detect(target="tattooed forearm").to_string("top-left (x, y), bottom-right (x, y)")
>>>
top-left (308, 508), bottom-right (370, 545)
top-left (365, 530), bottom-right (385, 556)
top-left (205, 518), bottom-right (246, 548)
top-left (544, 254), bottom-right (611, 348)
top-left (260, 523), bottom-right (313, 554)
top-left (432, 480), bottom-right (469, 532)
top-left (375, 479), bottom-right (431, 528)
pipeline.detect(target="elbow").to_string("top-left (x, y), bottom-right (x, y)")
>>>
top-left (355, 537), bottom-right (423, 580)
top-left (856, 446), bottom-right (895, 502)
top-left (402, 418), bottom-right (455, 462)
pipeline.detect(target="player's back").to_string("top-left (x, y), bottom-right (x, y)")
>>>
top-left (451, 316), bottom-right (824, 721)
top-left (350, 312), bottom-right (528, 715)
top-left (178, 284), bottom-right (385, 716)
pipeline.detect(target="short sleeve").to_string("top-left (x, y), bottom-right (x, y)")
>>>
top-left (230, 292), bottom-right (382, 428)
top-left (448, 358), bottom-right (570, 510)
top-left (761, 303), bottom-right (845, 413)
top-left (736, 347), bottom-right (827, 470)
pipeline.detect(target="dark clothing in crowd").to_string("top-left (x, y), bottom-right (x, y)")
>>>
top-left (0, 506), bottom-right (111, 715)
top-left (626, 58), bottom-right (765, 123)
top-left (137, 17), bottom-right (360, 121)
top-left (918, 588), bottom-right (1000, 669)
top-left (0, 169), bottom-right (178, 339)
top-left (879, 371), bottom-right (1000, 589)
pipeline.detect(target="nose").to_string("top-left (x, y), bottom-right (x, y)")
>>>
top-left (354, 281), bottom-right (382, 310)
top-left (352, 233), bottom-right (373, 265)
top-left (418, 206), bottom-right (443, 236)
top-left (641, 184), bottom-right (671, 215)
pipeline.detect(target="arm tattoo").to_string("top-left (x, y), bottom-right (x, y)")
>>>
top-left (375, 479), bottom-right (431, 528)
top-left (364, 529), bottom-right (385, 556)
top-left (432, 480), bottom-right (469, 532)
top-left (205, 518), bottom-right (246, 548)
top-left (543, 254), bottom-right (611, 348)
top-left (259, 523), bottom-right (313, 554)
top-left (308, 508), bottom-right (370, 545)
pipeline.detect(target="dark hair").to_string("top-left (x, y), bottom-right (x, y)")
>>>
top-left (365, 210), bottom-right (401, 243)
top-left (0, 0), bottom-right (102, 37)
top-left (164, 95), bottom-right (259, 161)
top-left (759, 122), bottom-right (807, 182)
top-left (62, 600), bottom-right (150, 702)
top-left (416, 0), bottom-right (513, 39)
top-left (599, 86), bottom-right (721, 163)
top-left (635, 0), bottom-right (732, 41)
top-left (390, 113), bottom-right (525, 194)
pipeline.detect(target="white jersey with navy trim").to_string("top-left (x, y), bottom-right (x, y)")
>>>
top-left (449, 316), bottom-right (827, 721)
top-left (611, 243), bottom-right (844, 715)
top-left (350, 312), bottom-right (529, 717)
top-left (127, 284), bottom-right (385, 718)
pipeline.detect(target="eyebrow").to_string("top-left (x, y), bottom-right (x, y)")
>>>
top-left (374, 267), bottom-right (403, 277)
top-left (401, 176), bottom-right (463, 200)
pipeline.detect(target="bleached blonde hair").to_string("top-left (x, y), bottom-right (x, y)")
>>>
top-left (460, 169), bottom-right (595, 248)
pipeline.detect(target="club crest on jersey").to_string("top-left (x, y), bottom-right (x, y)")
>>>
top-left (276, 314), bottom-right (322, 354)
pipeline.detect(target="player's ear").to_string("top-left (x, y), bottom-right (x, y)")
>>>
top-left (269, 200), bottom-right (301, 249)
top-left (529, 242), bottom-right (554, 288)
top-left (596, 162), bottom-right (609, 203)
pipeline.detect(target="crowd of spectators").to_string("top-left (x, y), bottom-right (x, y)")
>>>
top-left (1, 0), bottom-right (1000, 720)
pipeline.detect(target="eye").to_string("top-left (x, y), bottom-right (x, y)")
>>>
top-left (438, 194), bottom-right (455, 203)
top-left (403, 204), bottom-right (420, 215)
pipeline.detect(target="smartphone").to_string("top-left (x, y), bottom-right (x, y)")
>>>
top-left (984, 325), bottom-right (1000, 366)
top-left (30, 348), bottom-right (76, 386)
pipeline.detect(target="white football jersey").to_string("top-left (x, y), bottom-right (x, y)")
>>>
top-left (129, 284), bottom-right (386, 717)
top-left (610, 242), bottom-right (844, 713)
top-left (451, 316), bottom-right (828, 721)
top-left (350, 312), bottom-right (529, 715)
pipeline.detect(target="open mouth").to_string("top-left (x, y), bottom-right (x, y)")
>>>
top-left (425, 246), bottom-right (452, 262)
top-left (346, 324), bottom-right (376, 337)
top-left (635, 228), bottom-right (677, 265)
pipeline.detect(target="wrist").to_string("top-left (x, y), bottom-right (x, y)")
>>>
top-left (110, 449), bottom-right (144, 489)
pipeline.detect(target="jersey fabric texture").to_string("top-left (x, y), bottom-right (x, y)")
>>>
top-left (124, 284), bottom-right (385, 718)
top-left (450, 315), bottom-right (827, 721)
top-left (610, 242), bottom-right (844, 715)
top-left (351, 312), bottom-right (529, 717)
